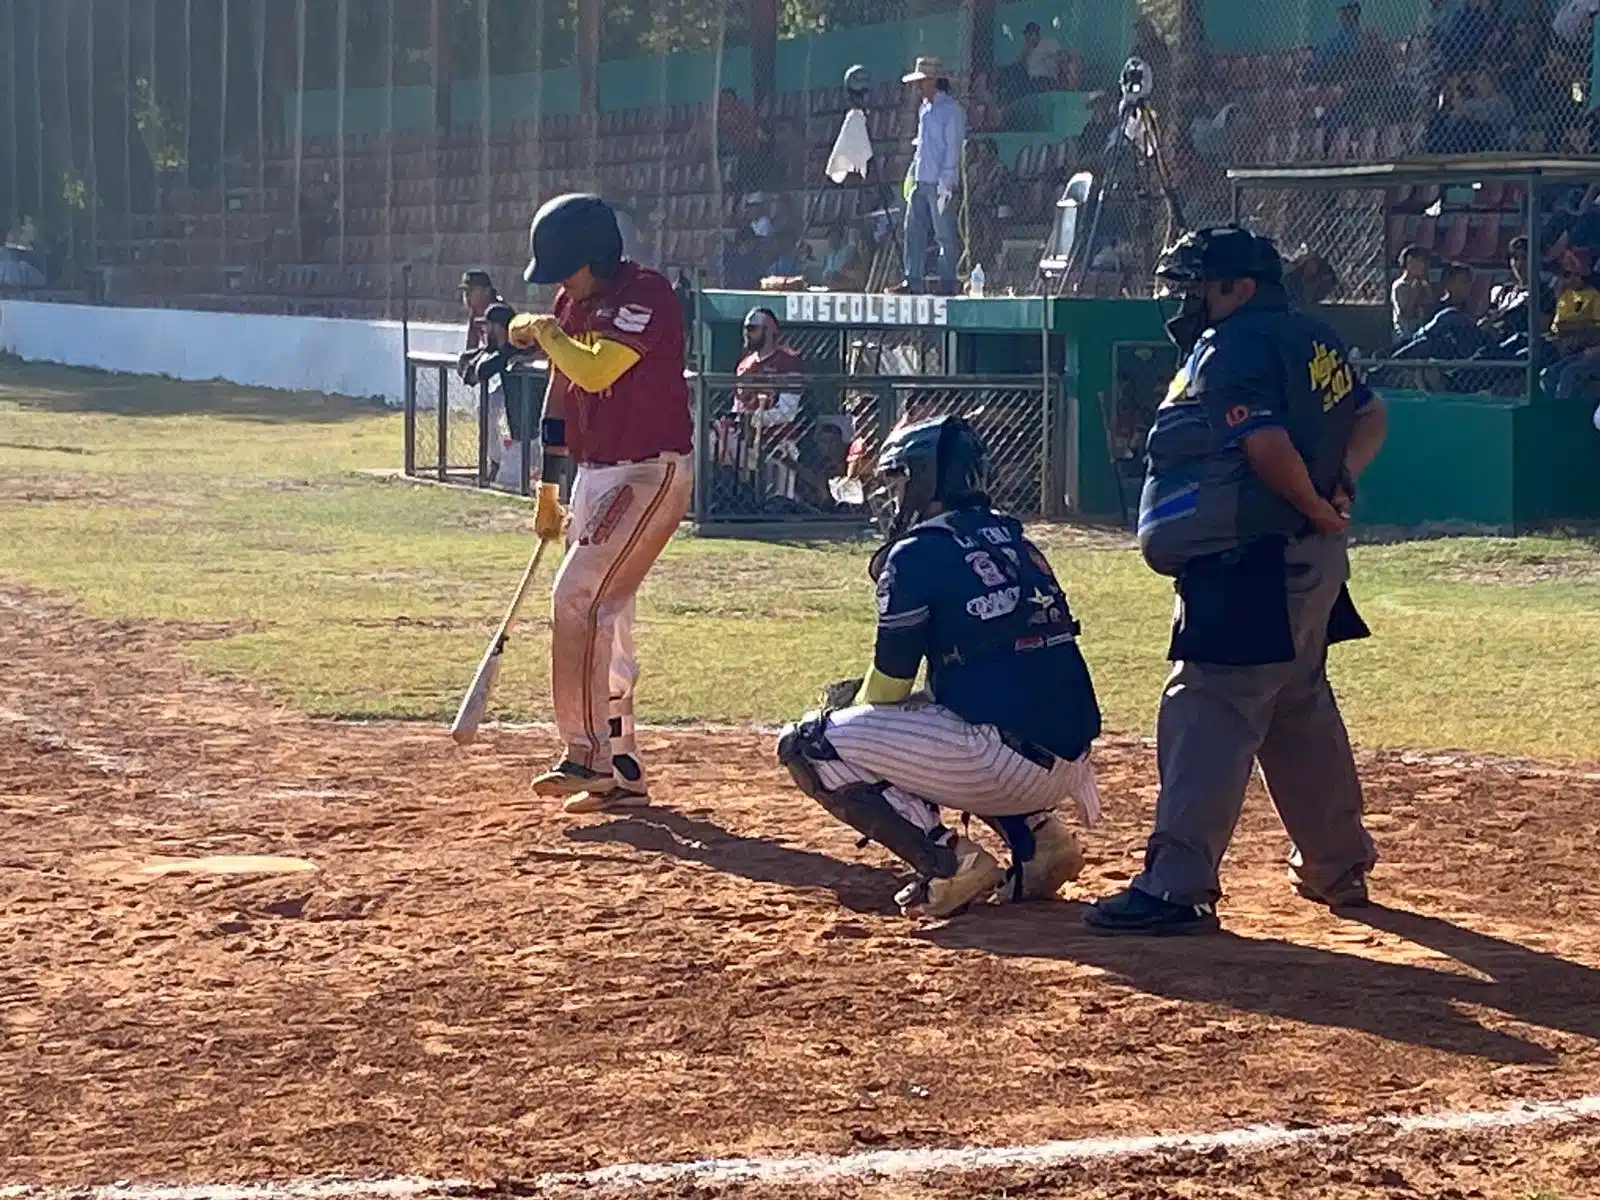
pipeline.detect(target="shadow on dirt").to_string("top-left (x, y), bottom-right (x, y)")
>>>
top-left (566, 807), bottom-right (904, 915)
top-left (921, 901), bottom-right (1600, 1065)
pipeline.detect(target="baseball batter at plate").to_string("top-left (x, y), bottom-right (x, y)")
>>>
top-left (777, 416), bottom-right (1105, 918)
top-left (516, 193), bottom-right (694, 814)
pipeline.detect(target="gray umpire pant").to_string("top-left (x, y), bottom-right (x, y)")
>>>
top-left (1133, 532), bottom-right (1376, 906)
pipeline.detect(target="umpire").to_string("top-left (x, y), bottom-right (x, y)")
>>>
top-left (1086, 225), bottom-right (1388, 936)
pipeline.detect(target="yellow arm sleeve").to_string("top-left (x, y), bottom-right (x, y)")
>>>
top-left (855, 666), bottom-right (914, 706)
top-left (537, 327), bottom-right (642, 392)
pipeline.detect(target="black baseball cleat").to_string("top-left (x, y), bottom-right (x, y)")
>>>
top-left (1291, 867), bottom-right (1371, 910)
top-left (1083, 886), bottom-right (1221, 936)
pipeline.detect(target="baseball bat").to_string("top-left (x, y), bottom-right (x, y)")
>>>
top-left (450, 536), bottom-right (553, 745)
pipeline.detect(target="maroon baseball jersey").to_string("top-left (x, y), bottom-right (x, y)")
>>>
top-left (552, 261), bottom-right (693, 466)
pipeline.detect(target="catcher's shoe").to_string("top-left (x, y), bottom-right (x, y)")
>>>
top-left (1083, 886), bottom-right (1220, 936)
top-left (562, 753), bottom-right (650, 814)
top-left (995, 813), bottom-right (1086, 904)
top-left (531, 759), bottom-right (611, 798)
top-left (894, 836), bottom-right (1005, 919)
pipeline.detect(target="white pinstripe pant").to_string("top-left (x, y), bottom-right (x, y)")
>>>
top-left (811, 701), bottom-right (1102, 833)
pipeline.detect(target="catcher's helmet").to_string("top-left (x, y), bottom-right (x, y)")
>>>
top-left (1154, 224), bottom-right (1283, 294)
top-left (523, 193), bottom-right (624, 285)
top-left (869, 415), bottom-right (990, 546)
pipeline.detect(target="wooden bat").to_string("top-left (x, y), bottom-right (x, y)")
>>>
top-left (450, 536), bottom-right (553, 745)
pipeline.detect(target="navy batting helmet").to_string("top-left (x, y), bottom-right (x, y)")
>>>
top-left (1154, 225), bottom-right (1283, 293)
top-left (523, 193), bottom-right (624, 285)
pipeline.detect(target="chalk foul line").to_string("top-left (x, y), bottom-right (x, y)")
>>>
top-left (3, 1093), bottom-right (1598, 1199)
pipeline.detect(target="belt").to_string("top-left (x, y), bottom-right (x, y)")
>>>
top-left (580, 452), bottom-right (670, 468)
top-left (998, 729), bottom-right (1056, 771)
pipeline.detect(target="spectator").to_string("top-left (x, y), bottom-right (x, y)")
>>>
top-left (733, 306), bottom-right (807, 504)
top-left (1392, 261), bottom-right (1484, 361)
top-left (456, 268), bottom-right (504, 375)
top-left (722, 227), bottom-right (764, 289)
top-left (5, 215), bottom-right (36, 249)
top-left (1480, 236), bottom-right (1544, 343)
top-left (1460, 68), bottom-right (1516, 147)
top-left (459, 301), bottom-right (531, 487)
top-left (1553, 0), bottom-right (1600, 48)
top-left (811, 223), bottom-right (863, 290)
top-left (1392, 244), bottom-right (1435, 343)
top-left (793, 415), bottom-right (855, 510)
top-left (968, 72), bottom-right (1004, 132)
top-left (1423, 74), bottom-right (1496, 154)
top-left (1540, 252), bottom-right (1600, 397)
top-left (1307, 2), bottom-right (1366, 84)
top-left (965, 137), bottom-right (1012, 273)
top-left (1188, 85), bottom-right (1245, 161)
top-left (998, 23), bottom-right (1057, 105)
top-left (898, 57), bottom-right (966, 296)
top-left (1284, 247), bottom-right (1339, 307)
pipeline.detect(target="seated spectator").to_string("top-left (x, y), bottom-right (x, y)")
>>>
top-left (1552, 0), bottom-right (1599, 48)
top-left (1392, 261), bottom-right (1483, 360)
top-left (1392, 244), bottom-right (1435, 343)
top-left (1188, 85), bottom-right (1245, 161)
top-left (1307, 2), bottom-right (1366, 83)
top-left (1460, 68), bottom-right (1515, 148)
top-left (793, 415), bottom-right (855, 511)
top-left (811, 223), bottom-right (863, 290)
top-left (4, 215), bottom-right (36, 250)
top-left (998, 23), bottom-right (1058, 105)
top-left (1480, 236), bottom-right (1547, 346)
top-left (968, 72), bottom-right (1003, 132)
top-left (722, 227), bottom-right (764, 289)
top-left (1284, 247), bottom-right (1339, 307)
top-left (1538, 251), bottom-right (1600, 396)
top-left (1423, 74), bottom-right (1497, 154)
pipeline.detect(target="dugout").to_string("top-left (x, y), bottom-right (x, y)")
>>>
top-left (1229, 158), bottom-right (1600, 528)
top-left (693, 287), bottom-right (1168, 528)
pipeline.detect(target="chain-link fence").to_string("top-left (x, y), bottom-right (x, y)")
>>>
top-left (1, 1), bottom-right (1596, 316)
top-left (406, 348), bottom-right (543, 487)
top-left (696, 371), bottom-right (1050, 523)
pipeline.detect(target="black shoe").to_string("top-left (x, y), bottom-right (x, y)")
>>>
top-left (1293, 867), bottom-right (1371, 910)
top-left (1083, 886), bottom-right (1221, 936)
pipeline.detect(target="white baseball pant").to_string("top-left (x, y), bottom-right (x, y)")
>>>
top-left (550, 453), bottom-right (692, 770)
top-left (810, 701), bottom-right (1102, 832)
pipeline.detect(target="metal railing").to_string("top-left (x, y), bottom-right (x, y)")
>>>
top-left (694, 372), bottom-right (1057, 525)
top-left (403, 351), bottom-right (547, 494)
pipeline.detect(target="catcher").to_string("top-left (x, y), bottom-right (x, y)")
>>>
top-left (777, 416), bottom-right (1105, 917)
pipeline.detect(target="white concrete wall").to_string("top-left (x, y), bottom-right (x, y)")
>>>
top-left (0, 299), bottom-right (467, 404)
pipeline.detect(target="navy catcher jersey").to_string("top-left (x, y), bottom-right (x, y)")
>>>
top-left (872, 507), bottom-right (1102, 761)
top-left (1138, 287), bottom-right (1374, 575)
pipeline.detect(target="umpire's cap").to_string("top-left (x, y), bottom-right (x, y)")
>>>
top-left (524, 193), bottom-right (624, 285)
top-left (1155, 225), bottom-right (1283, 293)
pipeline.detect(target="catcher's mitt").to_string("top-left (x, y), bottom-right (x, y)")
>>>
top-left (820, 677), bottom-right (863, 711)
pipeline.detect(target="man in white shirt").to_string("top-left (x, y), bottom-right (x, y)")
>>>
top-left (900, 56), bottom-right (966, 295)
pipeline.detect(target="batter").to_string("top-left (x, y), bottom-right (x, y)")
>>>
top-left (517, 193), bottom-right (694, 814)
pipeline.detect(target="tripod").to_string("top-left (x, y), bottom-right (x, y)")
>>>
top-left (1054, 90), bottom-right (1187, 298)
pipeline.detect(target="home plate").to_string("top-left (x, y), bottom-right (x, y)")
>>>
top-left (135, 855), bottom-right (318, 877)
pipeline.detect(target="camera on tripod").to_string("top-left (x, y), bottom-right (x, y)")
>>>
top-left (1119, 56), bottom-right (1153, 107)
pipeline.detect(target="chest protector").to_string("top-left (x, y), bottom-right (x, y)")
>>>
top-left (918, 509), bottom-right (1081, 667)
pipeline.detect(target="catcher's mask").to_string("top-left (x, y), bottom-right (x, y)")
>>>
top-left (1154, 225), bottom-right (1282, 356)
top-left (865, 415), bottom-right (990, 580)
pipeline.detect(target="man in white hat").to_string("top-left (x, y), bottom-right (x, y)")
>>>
top-left (900, 55), bottom-right (966, 295)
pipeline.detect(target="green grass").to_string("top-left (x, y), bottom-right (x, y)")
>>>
top-left (2, 358), bottom-right (1598, 758)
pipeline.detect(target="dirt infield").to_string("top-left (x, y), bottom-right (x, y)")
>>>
top-left (2, 585), bottom-right (1599, 1199)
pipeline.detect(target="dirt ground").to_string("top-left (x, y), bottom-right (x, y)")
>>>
top-left (2, 585), bottom-right (1599, 1199)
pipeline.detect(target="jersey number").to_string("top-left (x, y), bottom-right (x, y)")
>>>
top-left (966, 551), bottom-right (1010, 588)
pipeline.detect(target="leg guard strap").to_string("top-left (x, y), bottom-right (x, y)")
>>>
top-left (778, 716), bottom-right (957, 879)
